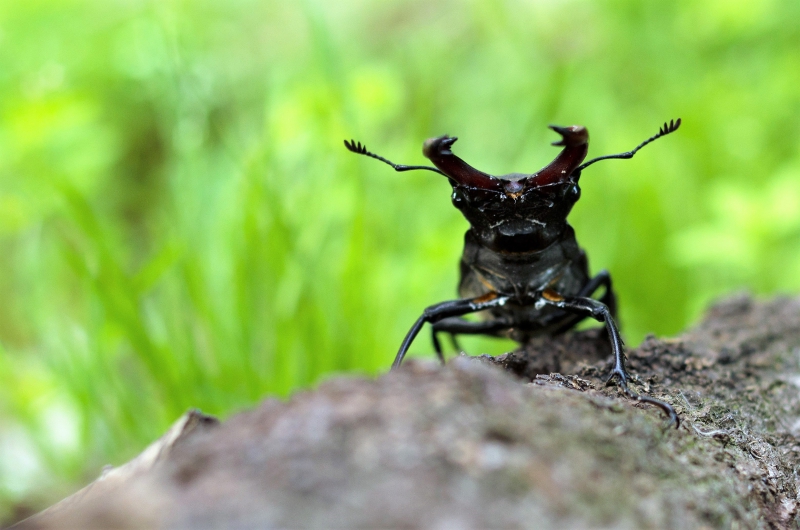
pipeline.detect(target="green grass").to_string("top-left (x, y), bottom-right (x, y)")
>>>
top-left (1, 0), bottom-right (800, 519)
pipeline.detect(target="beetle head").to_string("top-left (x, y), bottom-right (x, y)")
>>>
top-left (422, 126), bottom-right (590, 252)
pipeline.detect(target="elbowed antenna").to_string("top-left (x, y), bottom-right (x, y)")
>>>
top-left (575, 118), bottom-right (681, 173)
top-left (343, 139), bottom-right (445, 175)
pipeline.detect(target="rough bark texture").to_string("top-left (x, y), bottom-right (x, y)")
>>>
top-left (15, 295), bottom-right (800, 529)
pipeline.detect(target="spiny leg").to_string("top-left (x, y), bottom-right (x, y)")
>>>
top-left (393, 293), bottom-right (511, 369)
top-left (535, 289), bottom-right (678, 426)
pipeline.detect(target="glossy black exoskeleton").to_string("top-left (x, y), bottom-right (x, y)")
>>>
top-left (344, 119), bottom-right (681, 424)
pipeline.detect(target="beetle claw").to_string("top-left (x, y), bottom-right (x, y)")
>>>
top-left (606, 367), bottom-right (679, 427)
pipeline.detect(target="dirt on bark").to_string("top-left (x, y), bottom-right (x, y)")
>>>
top-left (16, 294), bottom-right (800, 529)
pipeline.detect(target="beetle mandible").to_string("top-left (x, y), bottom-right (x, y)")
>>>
top-left (344, 119), bottom-right (681, 423)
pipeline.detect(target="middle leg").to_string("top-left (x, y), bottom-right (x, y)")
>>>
top-left (430, 316), bottom-right (514, 362)
top-left (393, 293), bottom-right (511, 369)
top-left (551, 269), bottom-right (617, 335)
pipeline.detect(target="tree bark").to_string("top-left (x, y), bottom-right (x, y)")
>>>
top-left (16, 294), bottom-right (800, 529)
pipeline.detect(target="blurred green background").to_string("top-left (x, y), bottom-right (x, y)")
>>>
top-left (1, 0), bottom-right (800, 520)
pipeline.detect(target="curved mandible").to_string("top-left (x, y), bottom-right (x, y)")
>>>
top-left (527, 125), bottom-right (590, 188)
top-left (422, 136), bottom-right (504, 191)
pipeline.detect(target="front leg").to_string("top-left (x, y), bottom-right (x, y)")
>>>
top-left (393, 293), bottom-right (511, 369)
top-left (534, 289), bottom-right (678, 426)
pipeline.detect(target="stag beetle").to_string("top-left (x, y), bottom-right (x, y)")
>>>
top-left (344, 119), bottom-right (681, 424)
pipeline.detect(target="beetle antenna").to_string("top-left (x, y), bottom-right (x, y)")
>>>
top-left (344, 139), bottom-right (445, 175)
top-left (575, 118), bottom-right (681, 173)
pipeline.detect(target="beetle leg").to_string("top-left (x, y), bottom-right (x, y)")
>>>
top-left (430, 328), bottom-right (459, 363)
top-left (534, 290), bottom-right (678, 426)
top-left (431, 317), bottom-right (513, 359)
top-left (584, 269), bottom-right (617, 320)
top-left (551, 269), bottom-right (617, 335)
top-left (393, 294), bottom-right (511, 369)
top-left (431, 331), bottom-right (446, 365)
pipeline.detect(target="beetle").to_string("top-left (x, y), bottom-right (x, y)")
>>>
top-left (344, 119), bottom-right (681, 423)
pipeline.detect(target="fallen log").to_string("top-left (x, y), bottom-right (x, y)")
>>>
top-left (17, 295), bottom-right (800, 529)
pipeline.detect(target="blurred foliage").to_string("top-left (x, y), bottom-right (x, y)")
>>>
top-left (1, 0), bottom-right (800, 519)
